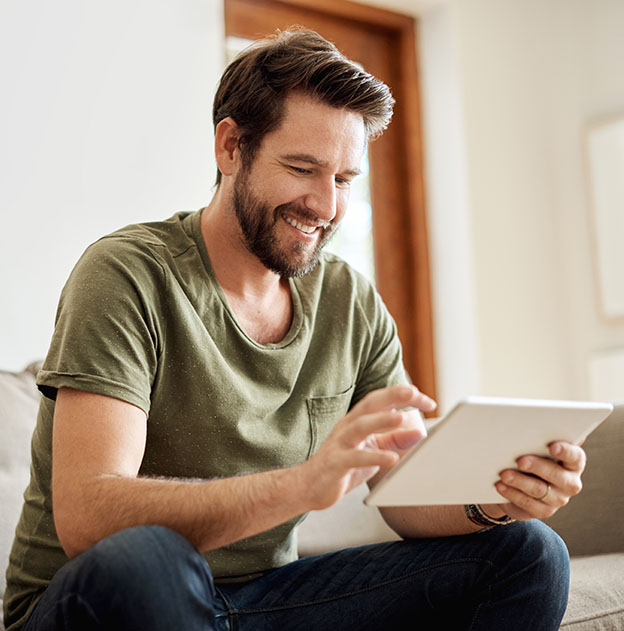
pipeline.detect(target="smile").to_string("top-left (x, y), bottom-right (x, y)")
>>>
top-left (282, 214), bottom-right (321, 235)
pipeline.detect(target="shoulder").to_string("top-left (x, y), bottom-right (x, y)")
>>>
top-left (316, 251), bottom-right (387, 317)
top-left (91, 211), bottom-right (196, 258)
top-left (73, 211), bottom-right (197, 283)
top-left (298, 251), bottom-right (394, 337)
top-left (314, 251), bottom-right (376, 299)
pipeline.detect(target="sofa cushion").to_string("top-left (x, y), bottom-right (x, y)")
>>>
top-left (0, 364), bottom-right (40, 604)
top-left (544, 405), bottom-right (624, 556)
top-left (561, 553), bottom-right (624, 630)
top-left (298, 482), bottom-right (399, 556)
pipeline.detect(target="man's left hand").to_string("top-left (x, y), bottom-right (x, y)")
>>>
top-left (487, 441), bottom-right (586, 520)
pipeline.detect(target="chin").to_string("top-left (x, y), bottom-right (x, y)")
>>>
top-left (268, 247), bottom-right (323, 279)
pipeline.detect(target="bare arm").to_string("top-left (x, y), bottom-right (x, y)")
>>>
top-left (52, 388), bottom-right (315, 558)
top-left (52, 385), bottom-right (431, 558)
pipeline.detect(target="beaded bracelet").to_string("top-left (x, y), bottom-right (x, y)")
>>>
top-left (464, 503), bottom-right (516, 528)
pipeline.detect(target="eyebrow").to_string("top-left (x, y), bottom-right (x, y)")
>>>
top-left (280, 153), bottom-right (362, 177)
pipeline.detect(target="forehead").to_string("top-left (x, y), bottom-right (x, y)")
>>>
top-left (259, 92), bottom-right (367, 167)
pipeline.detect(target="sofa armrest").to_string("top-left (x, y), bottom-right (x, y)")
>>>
top-left (0, 365), bottom-right (41, 602)
top-left (543, 404), bottom-right (624, 556)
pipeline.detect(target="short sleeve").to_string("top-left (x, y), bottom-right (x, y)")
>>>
top-left (37, 236), bottom-right (164, 414)
top-left (352, 284), bottom-right (411, 406)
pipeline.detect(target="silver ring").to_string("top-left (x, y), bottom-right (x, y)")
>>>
top-left (538, 483), bottom-right (551, 501)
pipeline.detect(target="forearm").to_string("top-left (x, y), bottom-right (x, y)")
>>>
top-left (369, 462), bottom-right (500, 538)
top-left (379, 503), bottom-right (511, 538)
top-left (379, 505), bottom-right (478, 538)
top-left (54, 467), bottom-right (309, 558)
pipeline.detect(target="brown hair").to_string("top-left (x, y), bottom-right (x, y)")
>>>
top-left (213, 27), bottom-right (394, 185)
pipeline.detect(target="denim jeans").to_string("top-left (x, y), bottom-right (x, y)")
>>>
top-left (22, 520), bottom-right (570, 630)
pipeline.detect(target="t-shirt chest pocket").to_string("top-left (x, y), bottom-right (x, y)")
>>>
top-left (306, 385), bottom-right (355, 458)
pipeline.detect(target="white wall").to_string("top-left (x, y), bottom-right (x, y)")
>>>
top-left (0, 0), bottom-right (225, 370)
top-left (552, 1), bottom-right (624, 402)
top-left (417, 5), bottom-right (481, 411)
top-left (452, 0), bottom-right (573, 400)
top-left (418, 0), bottom-right (624, 408)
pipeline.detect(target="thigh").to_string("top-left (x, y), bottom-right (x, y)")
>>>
top-left (216, 520), bottom-right (569, 631)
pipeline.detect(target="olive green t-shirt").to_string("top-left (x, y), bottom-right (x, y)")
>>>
top-left (4, 209), bottom-right (408, 630)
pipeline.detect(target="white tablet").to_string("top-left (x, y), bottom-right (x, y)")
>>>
top-left (364, 396), bottom-right (614, 507)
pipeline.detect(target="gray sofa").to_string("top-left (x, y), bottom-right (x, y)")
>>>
top-left (2, 364), bottom-right (623, 630)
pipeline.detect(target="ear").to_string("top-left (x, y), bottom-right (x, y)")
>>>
top-left (215, 117), bottom-right (241, 178)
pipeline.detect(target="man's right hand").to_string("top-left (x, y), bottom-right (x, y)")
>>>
top-left (296, 385), bottom-right (434, 511)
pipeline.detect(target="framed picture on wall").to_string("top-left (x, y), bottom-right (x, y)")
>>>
top-left (585, 114), bottom-right (624, 319)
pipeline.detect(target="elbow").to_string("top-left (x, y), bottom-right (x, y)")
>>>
top-left (53, 501), bottom-right (98, 559)
top-left (55, 517), bottom-right (91, 559)
top-left (60, 540), bottom-right (88, 560)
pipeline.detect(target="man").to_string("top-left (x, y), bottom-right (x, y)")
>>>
top-left (5, 28), bottom-right (582, 630)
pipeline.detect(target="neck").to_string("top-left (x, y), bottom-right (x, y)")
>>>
top-left (200, 189), bottom-right (286, 301)
top-left (200, 189), bottom-right (294, 344)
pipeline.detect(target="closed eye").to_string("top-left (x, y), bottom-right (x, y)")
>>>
top-left (335, 175), bottom-right (353, 188)
top-left (289, 166), bottom-right (311, 175)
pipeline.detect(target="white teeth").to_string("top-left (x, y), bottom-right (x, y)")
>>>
top-left (283, 215), bottom-right (317, 234)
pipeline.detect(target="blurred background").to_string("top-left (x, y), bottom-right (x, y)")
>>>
top-left (1, 0), bottom-right (623, 414)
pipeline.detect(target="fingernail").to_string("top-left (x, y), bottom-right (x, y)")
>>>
top-left (501, 471), bottom-right (514, 484)
top-left (518, 457), bottom-right (532, 471)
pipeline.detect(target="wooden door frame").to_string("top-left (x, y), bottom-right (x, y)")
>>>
top-left (225, 0), bottom-right (437, 402)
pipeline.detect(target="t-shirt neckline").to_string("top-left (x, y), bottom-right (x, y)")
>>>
top-left (186, 208), bottom-right (304, 350)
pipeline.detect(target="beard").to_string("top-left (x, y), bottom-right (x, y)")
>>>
top-left (232, 168), bottom-right (337, 278)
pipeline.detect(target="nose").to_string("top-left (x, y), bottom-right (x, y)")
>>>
top-left (303, 178), bottom-right (337, 224)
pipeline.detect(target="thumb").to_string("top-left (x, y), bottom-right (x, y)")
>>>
top-left (375, 427), bottom-right (426, 452)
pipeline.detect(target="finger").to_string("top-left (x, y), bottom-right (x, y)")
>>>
top-left (340, 410), bottom-right (404, 446)
top-left (493, 497), bottom-right (545, 522)
top-left (549, 442), bottom-right (587, 472)
top-left (500, 469), bottom-right (551, 500)
top-left (499, 469), bottom-right (570, 505)
top-left (515, 456), bottom-right (583, 497)
top-left (400, 409), bottom-right (429, 433)
top-left (374, 408), bottom-right (428, 450)
top-left (495, 482), bottom-right (560, 519)
top-left (346, 447), bottom-right (399, 470)
top-left (375, 426), bottom-right (426, 451)
top-left (353, 385), bottom-right (437, 416)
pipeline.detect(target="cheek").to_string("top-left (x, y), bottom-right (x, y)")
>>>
top-left (256, 176), bottom-right (304, 209)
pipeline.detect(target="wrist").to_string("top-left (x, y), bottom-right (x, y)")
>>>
top-left (480, 503), bottom-right (509, 520)
top-left (464, 504), bottom-right (515, 528)
top-left (290, 461), bottom-right (321, 511)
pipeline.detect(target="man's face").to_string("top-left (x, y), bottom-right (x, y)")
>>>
top-left (231, 92), bottom-right (367, 278)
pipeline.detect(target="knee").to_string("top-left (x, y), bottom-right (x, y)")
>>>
top-left (51, 526), bottom-right (217, 629)
top-left (505, 520), bottom-right (570, 592)
top-left (68, 525), bottom-right (215, 600)
top-left (93, 525), bottom-right (198, 563)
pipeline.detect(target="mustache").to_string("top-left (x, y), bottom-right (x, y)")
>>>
top-left (275, 202), bottom-right (333, 230)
